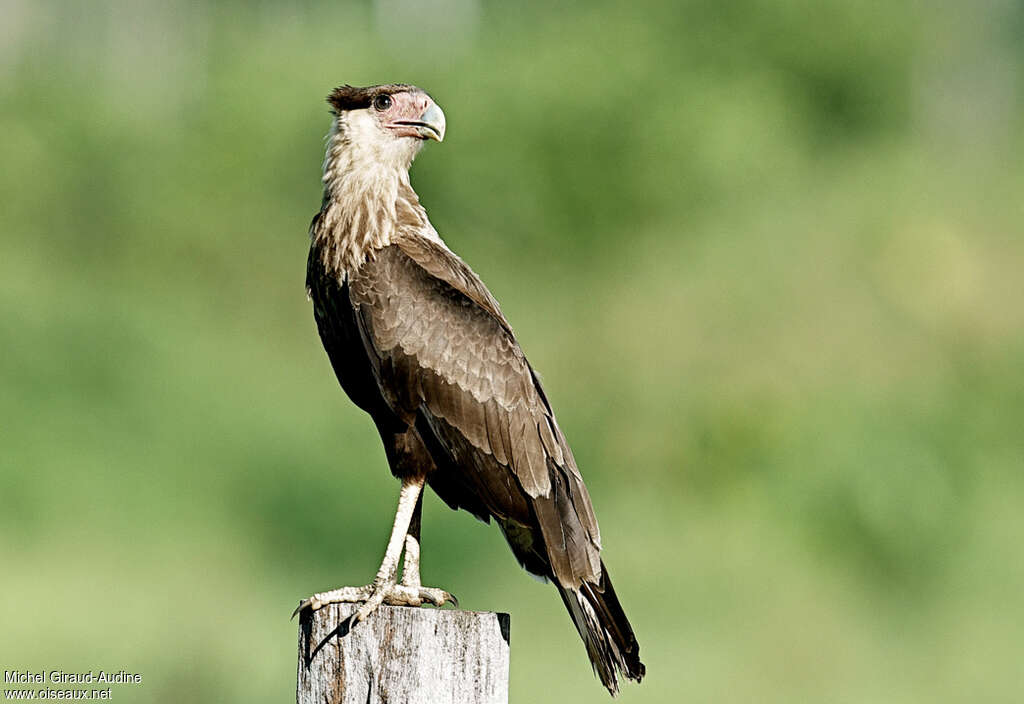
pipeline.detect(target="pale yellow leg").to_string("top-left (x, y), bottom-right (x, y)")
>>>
top-left (294, 477), bottom-right (455, 623)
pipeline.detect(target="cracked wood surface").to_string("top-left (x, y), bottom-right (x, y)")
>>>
top-left (297, 604), bottom-right (510, 704)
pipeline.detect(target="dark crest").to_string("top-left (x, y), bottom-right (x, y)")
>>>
top-left (327, 84), bottom-right (415, 112)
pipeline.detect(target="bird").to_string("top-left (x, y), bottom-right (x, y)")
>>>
top-left (295, 83), bottom-right (645, 694)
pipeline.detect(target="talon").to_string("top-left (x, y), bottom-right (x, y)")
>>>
top-left (292, 596), bottom-right (319, 619)
top-left (342, 611), bottom-right (361, 633)
top-left (415, 587), bottom-right (456, 608)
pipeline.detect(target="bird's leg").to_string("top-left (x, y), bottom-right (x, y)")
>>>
top-left (397, 494), bottom-right (456, 608)
top-left (294, 476), bottom-right (456, 622)
top-left (294, 477), bottom-right (421, 616)
top-left (400, 493), bottom-right (423, 588)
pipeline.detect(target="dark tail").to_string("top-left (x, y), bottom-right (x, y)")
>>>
top-left (557, 560), bottom-right (645, 695)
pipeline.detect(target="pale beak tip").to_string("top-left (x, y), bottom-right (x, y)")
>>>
top-left (421, 102), bottom-right (446, 142)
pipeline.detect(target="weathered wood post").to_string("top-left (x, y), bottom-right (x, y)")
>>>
top-left (297, 604), bottom-right (510, 704)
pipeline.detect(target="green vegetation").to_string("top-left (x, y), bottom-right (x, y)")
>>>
top-left (2, 1), bottom-right (1022, 701)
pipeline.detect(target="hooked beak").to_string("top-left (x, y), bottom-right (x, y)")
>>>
top-left (394, 102), bottom-right (446, 142)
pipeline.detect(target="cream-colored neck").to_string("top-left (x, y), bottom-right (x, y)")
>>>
top-left (313, 118), bottom-right (440, 279)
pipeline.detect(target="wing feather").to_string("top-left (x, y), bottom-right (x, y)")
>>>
top-left (484, 399), bottom-right (509, 466)
top-left (348, 236), bottom-right (601, 586)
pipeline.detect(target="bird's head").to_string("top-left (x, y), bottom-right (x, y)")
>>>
top-left (327, 84), bottom-right (445, 169)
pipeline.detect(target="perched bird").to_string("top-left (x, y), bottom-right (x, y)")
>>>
top-left (296, 83), bottom-right (644, 694)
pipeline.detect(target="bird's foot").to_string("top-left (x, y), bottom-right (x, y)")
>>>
top-left (292, 583), bottom-right (457, 621)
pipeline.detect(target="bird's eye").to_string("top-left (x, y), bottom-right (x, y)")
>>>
top-left (373, 94), bottom-right (392, 111)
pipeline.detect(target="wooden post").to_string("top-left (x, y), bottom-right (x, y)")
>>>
top-left (297, 604), bottom-right (510, 704)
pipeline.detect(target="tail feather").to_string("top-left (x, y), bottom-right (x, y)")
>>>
top-left (557, 560), bottom-right (645, 695)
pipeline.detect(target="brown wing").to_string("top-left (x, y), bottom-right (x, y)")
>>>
top-left (347, 235), bottom-right (602, 588)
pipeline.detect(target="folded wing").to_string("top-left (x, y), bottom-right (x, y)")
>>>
top-left (347, 235), bottom-right (602, 589)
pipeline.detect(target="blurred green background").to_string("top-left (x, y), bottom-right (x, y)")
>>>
top-left (2, 0), bottom-right (1023, 701)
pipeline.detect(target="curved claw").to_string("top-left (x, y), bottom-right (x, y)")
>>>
top-left (417, 587), bottom-right (457, 608)
top-left (292, 599), bottom-right (313, 620)
top-left (340, 611), bottom-right (361, 634)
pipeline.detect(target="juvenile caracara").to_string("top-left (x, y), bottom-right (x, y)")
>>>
top-left (296, 83), bottom-right (644, 694)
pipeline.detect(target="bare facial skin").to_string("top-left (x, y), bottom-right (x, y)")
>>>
top-left (370, 90), bottom-right (446, 142)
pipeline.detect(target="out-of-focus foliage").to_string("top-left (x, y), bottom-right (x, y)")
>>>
top-left (2, 1), bottom-right (1022, 702)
